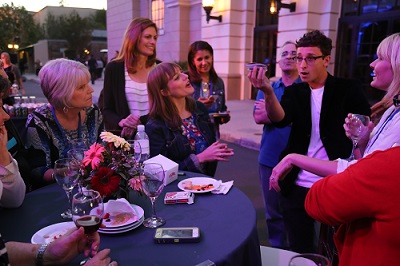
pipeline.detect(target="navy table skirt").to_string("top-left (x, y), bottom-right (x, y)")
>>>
top-left (0, 172), bottom-right (261, 266)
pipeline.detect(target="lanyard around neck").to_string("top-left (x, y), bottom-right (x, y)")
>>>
top-left (51, 106), bottom-right (82, 146)
top-left (366, 107), bottom-right (400, 152)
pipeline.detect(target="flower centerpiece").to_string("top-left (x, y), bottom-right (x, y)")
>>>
top-left (79, 132), bottom-right (143, 200)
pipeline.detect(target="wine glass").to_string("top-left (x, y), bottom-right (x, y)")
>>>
top-left (289, 253), bottom-right (331, 266)
top-left (53, 158), bottom-right (80, 219)
top-left (68, 148), bottom-right (86, 161)
top-left (202, 82), bottom-right (210, 98)
top-left (67, 148), bottom-right (86, 191)
top-left (72, 189), bottom-right (104, 265)
top-left (140, 163), bottom-right (166, 228)
top-left (347, 114), bottom-right (370, 161)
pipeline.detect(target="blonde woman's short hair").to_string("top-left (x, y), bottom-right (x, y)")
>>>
top-left (39, 58), bottom-right (90, 109)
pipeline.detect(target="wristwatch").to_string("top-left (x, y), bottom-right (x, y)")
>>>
top-left (36, 243), bottom-right (49, 266)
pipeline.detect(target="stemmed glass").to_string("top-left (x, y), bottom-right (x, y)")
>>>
top-left (72, 189), bottom-right (104, 265)
top-left (72, 190), bottom-right (103, 234)
top-left (67, 148), bottom-right (86, 191)
top-left (53, 158), bottom-right (80, 219)
top-left (347, 114), bottom-right (370, 161)
top-left (202, 82), bottom-right (210, 98)
top-left (289, 253), bottom-right (331, 266)
top-left (140, 163), bottom-right (166, 228)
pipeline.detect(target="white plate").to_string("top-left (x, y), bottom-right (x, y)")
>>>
top-left (100, 204), bottom-right (144, 231)
top-left (178, 177), bottom-right (221, 193)
top-left (99, 216), bottom-right (144, 234)
top-left (31, 222), bottom-right (76, 244)
top-left (102, 201), bottom-right (142, 228)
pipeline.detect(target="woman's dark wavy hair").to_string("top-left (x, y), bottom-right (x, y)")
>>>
top-left (0, 75), bottom-right (11, 99)
top-left (296, 30), bottom-right (332, 56)
top-left (147, 62), bottom-right (196, 129)
top-left (187, 41), bottom-right (219, 84)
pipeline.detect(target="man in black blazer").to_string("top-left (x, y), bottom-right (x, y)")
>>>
top-left (248, 30), bottom-right (371, 253)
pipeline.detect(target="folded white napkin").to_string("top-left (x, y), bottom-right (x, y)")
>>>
top-left (211, 180), bottom-right (234, 195)
top-left (103, 198), bottom-right (138, 227)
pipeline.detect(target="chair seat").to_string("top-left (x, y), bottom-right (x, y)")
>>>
top-left (260, 246), bottom-right (299, 266)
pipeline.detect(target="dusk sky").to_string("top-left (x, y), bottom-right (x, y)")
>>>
top-left (3, 0), bottom-right (107, 12)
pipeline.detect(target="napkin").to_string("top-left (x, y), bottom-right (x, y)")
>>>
top-left (211, 180), bottom-right (234, 195)
top-left (103, 198), bottom-right (138, 227)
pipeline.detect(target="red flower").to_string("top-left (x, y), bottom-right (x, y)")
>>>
top-left (90, 167), bottom-right (121, 197)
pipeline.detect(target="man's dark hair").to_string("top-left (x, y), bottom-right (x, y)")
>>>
top-left (296, 30), bottom-right (332, 56)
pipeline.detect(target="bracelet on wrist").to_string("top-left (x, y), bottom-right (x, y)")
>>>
top-left (36, 243), bottom-right (49, 266)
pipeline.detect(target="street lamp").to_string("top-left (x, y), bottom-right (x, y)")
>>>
top-left (270, 0), bottom-right (296, 14)
top-left (7, 44), bottom-right (19, 50)
top-left (202, 0), bottom-right (222, 24)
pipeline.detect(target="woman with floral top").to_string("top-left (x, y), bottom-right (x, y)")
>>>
top-left (25, 58), bottom-right (103, 189)
top-left (145, 62), bottom-right (234, 176)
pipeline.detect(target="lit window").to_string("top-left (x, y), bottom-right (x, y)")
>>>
top-left (152, 0), bottom-right (165, 35)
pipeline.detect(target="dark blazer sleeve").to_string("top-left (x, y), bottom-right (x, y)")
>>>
top-left (145, 119), bottom-right (203, 173)
top-left (102, 61), bottom-right (131, 130)
top-left (276, 74), bottom-right (371, 195)
top-left (214, 77), bottom-right (227, 112)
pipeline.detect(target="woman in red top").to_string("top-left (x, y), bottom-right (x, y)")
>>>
top-left (305, 146), bottom-right (400, 266)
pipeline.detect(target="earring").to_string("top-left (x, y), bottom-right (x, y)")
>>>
top-left (63, 106), bottom-right (69, 113)
top-left (393, 95), bottom-right (400, 107)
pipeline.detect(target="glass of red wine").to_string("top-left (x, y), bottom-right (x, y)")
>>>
top-left (72, 189), bottom-right (103, 265)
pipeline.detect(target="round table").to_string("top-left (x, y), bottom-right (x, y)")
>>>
top-left (0, 172), bottom-right (261, 266)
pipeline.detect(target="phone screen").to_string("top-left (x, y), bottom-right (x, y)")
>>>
top-left (161, 229), bottom-right (193, 238)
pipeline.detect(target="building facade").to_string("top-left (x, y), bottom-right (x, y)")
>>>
top-left (106, 0), bottom-right (400, 101)
top-left (19, 6), bottom-right (107, 73)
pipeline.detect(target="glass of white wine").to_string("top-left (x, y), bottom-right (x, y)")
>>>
top-left (53, 158), bottom-right (79, 219)
top-left (140, 163), bottom-right (166, 228)
top-left (346, 114), bottom-right (370, 161)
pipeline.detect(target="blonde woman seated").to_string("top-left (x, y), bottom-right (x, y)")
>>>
top-left (145, 62), bottom-right (234, 176)
top-left (25, 58), bottom-right (103, 189)
top-left (270, 32), bottom-right (400, 191)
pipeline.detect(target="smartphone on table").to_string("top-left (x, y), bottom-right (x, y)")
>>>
top-left (154, 227), bottom-right (200, 243)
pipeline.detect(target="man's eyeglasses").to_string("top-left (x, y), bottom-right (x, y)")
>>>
top-left (296, 55), bottom-right (325, 64)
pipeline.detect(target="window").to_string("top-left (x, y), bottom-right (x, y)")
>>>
top-left (336, 0), bottom-right (400, 104)
top-left (342, 0), bottom-right (400, 16)
top-left (251, 0), bottom-right (278, 99)
top-left (152, 0), bottom-right (164, 35)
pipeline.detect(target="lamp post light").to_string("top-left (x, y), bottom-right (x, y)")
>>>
top-left (269, 0), bottom-right (296, 14)
top-left (202, 0), bottom-right (222, 24)
top-left (7, 44), bottom-right (19, 50)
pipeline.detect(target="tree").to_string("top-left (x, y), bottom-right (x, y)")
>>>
top-left (90, 9), bottom-right (106, 30)
top-left (0, 3), bottom-right (42, 52)
top-left (43, 11), bottom-right (94, 57)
